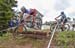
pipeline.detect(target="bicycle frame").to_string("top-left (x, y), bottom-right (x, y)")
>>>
top-left (56, 18), bottom-right (70, 32)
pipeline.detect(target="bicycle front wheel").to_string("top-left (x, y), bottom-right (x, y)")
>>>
top-left (13, 25), bottom-right (27, 39)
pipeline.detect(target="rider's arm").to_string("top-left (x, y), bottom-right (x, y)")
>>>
top-left (55, 15), bottom-right (61, 20)
top-left (20, 12), bottom-right (23, 17)
top-left (26, 14), bottom-right (31, 19)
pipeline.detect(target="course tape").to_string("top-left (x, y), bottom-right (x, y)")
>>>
top-left (47, 24), bottom-right (57, 48)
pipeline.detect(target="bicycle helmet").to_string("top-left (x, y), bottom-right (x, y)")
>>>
top-left (21, 6), bottom-right (26, 12)
top-left (61, 11), bottom-right (64, 14)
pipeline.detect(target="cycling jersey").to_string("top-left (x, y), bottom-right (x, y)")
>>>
top-left (22, 9), bottom-right (37, 23)
top-left (60, 14), bottom-right (66, 20)
top-left (22, 9), bottom-right (30, 14)
top-left (29, 9), bottom-right (37, 16)
top-left (59, 14), bottom-right (67, 23)
top-left (23, 9), bottom-right (37, 16)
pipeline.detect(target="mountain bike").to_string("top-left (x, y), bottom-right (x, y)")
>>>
top-left (50, 18), bottom-right (70, 32)
top-left (13, 15), bottom-right (42, 39)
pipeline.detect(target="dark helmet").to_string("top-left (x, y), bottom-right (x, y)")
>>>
top-left (21, 6), bottom-right (26, 12)
top-left (61, 11), bottom-right (64, 14)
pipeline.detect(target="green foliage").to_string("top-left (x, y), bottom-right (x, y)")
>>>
top-left (54, 31), bottom-right (75, 47)
top-left (0, 0), bottom-right (17, 30)
top-left (0, 32), bottom-right (12, 42)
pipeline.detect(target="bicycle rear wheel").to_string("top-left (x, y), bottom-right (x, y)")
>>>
top-left (63, 24), bottom-right (70, 31)
top-left (56, 24), bottom-right (70, 32)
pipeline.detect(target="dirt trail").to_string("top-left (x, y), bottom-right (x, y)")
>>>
top-left (15, 44), bottom-right (32, 48)
top-left (0, 29), bottom-right (51, 48)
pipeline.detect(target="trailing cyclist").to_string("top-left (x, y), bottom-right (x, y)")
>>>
top-left (55, 11), bottom-right (67, 31)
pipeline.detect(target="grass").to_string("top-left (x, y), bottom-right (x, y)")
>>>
top-left (0, 32), bottom-right (11, 42)
top-left (53, 31), bottom-right (75, 48)
top-left (0, 32), bottom-right (13, 48)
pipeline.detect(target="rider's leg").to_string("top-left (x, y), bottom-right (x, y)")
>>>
top-left (62, 22), bottom-right (65, 31)
top-left (61, 19), bottom-right (66, 31)
top-left (60, 19), bottom-right (64, 31)
top-left (62, 19), bottom-right (67, 31)
top-left (61, 22), bottom-right (64, 31)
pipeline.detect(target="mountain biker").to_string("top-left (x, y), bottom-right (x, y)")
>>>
top-left (55, 11), bottom-right (67, 31)
top-left (20, 6), bottom-right (37, 28)
top-left (20, 6), bottom-right (30, 20)
top-left (20, 6), bottom-right (37, 21)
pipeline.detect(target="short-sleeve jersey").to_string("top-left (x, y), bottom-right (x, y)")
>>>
top-left (60, 14), bottom-right (66, 20)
